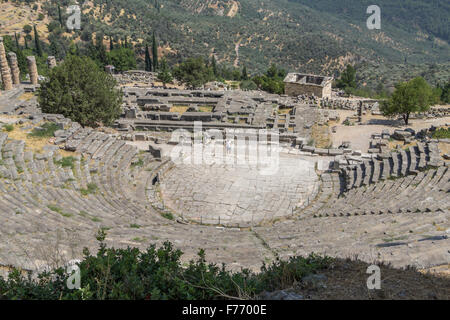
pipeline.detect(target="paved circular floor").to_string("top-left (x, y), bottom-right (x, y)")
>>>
top-left (160, 154), bottom-right (319, 226)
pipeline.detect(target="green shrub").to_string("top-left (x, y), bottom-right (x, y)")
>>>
top-left (80, 183), bottom-right (98, 196)
top-left (431, 128), bottom-right (450, 139)
top-left (54, 156), bottom-right (76, 169)
top-left (161, 212), bottom-right (174, 220)
top-left (131, 158), bottom-right (144, 168)
top-left (47, 205), bottom-right (72, 218)
top-left (3, 124), bottom-right (14, 132)
top-left (0, 238), bottom-right (331, 300)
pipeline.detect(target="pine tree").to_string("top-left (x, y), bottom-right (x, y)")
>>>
top-left (33, 25), bottom-right (43, 57)
top-left (144, 44), bottom-right (152, 72)
top-left (152, 32), bottom-right (158, 71)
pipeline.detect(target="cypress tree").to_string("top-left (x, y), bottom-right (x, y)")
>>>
top-left (152, 32), bottom-right (158, 71)
top-left (58, 5), bottom-right (63, 27)
top-left (24, 36), bottom-right (28, 50)
top-left (145, 44), bottom-right (152, 72)
top-left (109, 36), bottom-right (114, 51)
top-left (34, 25), bottom-right (43, 57)
top-left (211, 56), bottom-right (217, 76)
top-left (242, 65), bottom-right (248, 80)
top-left (14, 32), bottom-right (20, 49)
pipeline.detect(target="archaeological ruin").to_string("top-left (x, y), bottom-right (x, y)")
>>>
top-left (0, 37), bottom-right (13, 91)
top-left (0, 63), bottom-right (448, 279)
top-left (284, 73), bottom-right (333, 98)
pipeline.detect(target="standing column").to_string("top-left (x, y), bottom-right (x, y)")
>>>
top-left (358, 101), bottom-right (363, 124)
top-left (27, 56), bottom-right (38, 85)
top-left (0, 37), bottom-right (13, 91)
top-left (7, 52), bottom-right (20, 85)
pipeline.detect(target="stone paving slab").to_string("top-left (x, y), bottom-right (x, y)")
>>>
top-left (160, 154), bottom-right (319, 226)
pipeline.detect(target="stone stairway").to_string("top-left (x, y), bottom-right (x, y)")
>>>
top-left (0, 115), bottom-right (448, 272)
top-left (0, 118), bottom-right (270, 271)
top-left (342, 142), bottom-right (444, 191)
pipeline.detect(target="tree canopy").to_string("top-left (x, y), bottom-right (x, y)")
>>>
top-left (336, 64), bottom-right (356, 90)
top-left (157, 58), bottom-right (173, 86)
top-left (380, 77), bottom-right (438, 125)
top-left (106, 47), bottom-right (137, 72)
top-left (172, 57), bottom-right (214, 88)
top-left (252, 64), bottom-right (286, 94)
top-left (38, 55), bottom-right (122, 127)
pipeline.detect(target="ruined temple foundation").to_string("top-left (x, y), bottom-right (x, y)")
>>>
top-left (47, 56), bottom-right (57, 69)
top-left (27, 56), bottom-right (38, 85)
top-left (0, 37), bottom-right (13, 91)
top-left (7, 52), bottom-right (20, 85)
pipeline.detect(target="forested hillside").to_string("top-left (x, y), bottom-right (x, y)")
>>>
top-left (2, 0), bottom-right (449, 90)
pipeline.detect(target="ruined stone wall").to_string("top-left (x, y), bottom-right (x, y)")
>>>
top-left (285, 82), bottom-right (332, 98)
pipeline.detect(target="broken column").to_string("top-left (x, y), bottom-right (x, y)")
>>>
top-left (7, 52), bottom-right (20, 85)
top-left (47, 56), bottom-right (57, 69)
top-left (0, 37), bottom-right (13, 91)
top-left (27, 56), bottom-right (38, 85)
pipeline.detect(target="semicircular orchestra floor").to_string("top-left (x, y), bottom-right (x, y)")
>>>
top-left (160, 154), bottom-right (319, 226)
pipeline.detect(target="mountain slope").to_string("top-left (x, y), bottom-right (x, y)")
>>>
top-left (69, 0), bottom-right (448, 72)
top-left (4, 0), bottom-right (450, 85)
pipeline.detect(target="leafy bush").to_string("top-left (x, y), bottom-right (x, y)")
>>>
top-left (54, 156), bottom-right (77, 169)
top-left (432, 128), bottom-right (450, 139)
top-left (0, 238), bottom-right (331, 300)
top-left (80, 183), bottom-right (98, 196)
top-left (3, 124), bottom-right (14, 132)
top-left (161, 212), bottom-right (174, 220)
top-left (47, 205), bottom-right (73, 218)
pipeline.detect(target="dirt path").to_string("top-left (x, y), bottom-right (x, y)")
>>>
top-left (331, 115), bottom-right (450, 152)
top-left (234, 38), bottom-right (241, 67)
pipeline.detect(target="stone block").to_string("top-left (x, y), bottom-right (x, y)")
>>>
top-left (392, 130), bottom-right (412, 141)
top-left (328, 149), bottom-right (343, 156)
